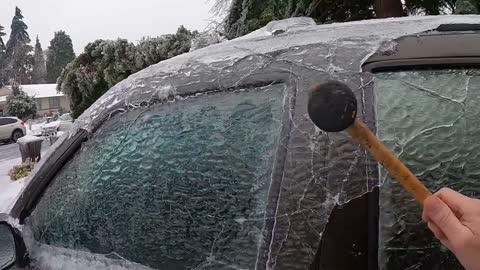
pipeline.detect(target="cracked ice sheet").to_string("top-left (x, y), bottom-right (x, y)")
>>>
top-left (69, 16), bottom-right (480, 135)
top-left (21, 15), bottom-right (480, 270)
top-left (25, 86), bottom-right (290, 270)
top-left (376, 70), bottom-right (480, 269)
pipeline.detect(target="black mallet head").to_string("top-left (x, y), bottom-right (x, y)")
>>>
top-left (308, 81), bottom-right (358, 132)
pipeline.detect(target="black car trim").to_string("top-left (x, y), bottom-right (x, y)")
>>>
top-left (255, 82), bottom-right (297, 269)
top-left (10, 129), bottom-right (89, 221)
top-left (363, 30), bottom-right (480, 72)
top-left (0, 220), bottom-right (30, 268)
top-left (363, 57), bottom-right (480, 72)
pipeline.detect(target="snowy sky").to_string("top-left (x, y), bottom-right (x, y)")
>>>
top-left (0, 0), bottom-right (216, 54)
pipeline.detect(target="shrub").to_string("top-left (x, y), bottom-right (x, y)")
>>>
top-left (8, 159), bottom-right (34, 180)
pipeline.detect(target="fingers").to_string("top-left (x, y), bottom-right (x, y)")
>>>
top-left (436, 188), bottom-right (475, 219)
top-left (423, 195), bottom-right (467, 242)
top-left (427, 221), bottom-right (446, 241)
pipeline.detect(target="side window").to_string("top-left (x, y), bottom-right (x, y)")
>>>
top-left (26, 86), bottom-right (286, 269)
top-left (375, 69), bottom-right (480, 269)
top-left (0, 118), bottom-right (16, 125)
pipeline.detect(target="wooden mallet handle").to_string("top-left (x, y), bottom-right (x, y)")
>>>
top-left (347, 120), bottom-right (432, 205)
top-left (308, 81), bottom-right (432, 206)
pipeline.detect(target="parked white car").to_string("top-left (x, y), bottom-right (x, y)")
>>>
top-left (40, 113), bottom-right (74, 137)
top-left (0, 117), bottom-right (26, 142)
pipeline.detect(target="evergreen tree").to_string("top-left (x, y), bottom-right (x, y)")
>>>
top-left (4, 7), bottom-right (33, 84)
top-left (222, 0), bottom-right (379, 38)
top-left (46, 31), bottom-right (75, 83)
top-left (0, 24), bottom-right (6, 59)
top-left (0, 24), bottom-right (7, 87)
top-left (32, 36), bottom-right (47, 84)
top-left (220, 0), bottom-right (480, 38)
top-left (456, 0), bottom-right (479, 13)
top-left (6, 81), bottom-right (37, 120)
top-left (5, 7), bottom-right (30, 58)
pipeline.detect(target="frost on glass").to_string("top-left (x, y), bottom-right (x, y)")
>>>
top-left (26, 86), bottom-right (285, 270)
top-left (376, 70), bottom-right (480, 269)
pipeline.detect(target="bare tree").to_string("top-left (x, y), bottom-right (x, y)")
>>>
top-left (211, 0), bottom-right (233, 17)
top-left (375, 0), bottom-right (405, 17)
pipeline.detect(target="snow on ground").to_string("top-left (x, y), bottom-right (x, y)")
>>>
top-left (0, 157), bottom-right (25, 214)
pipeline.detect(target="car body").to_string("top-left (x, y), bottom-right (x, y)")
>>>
top-left (0, 117), bottom-right (26, 143)
top-left (1, 15), bottom-right (480, 270)
top-left (40, 113), bottom-right (74, 137)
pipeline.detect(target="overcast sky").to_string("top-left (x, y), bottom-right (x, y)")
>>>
top-left (0, 0), bottom-right (216, 54)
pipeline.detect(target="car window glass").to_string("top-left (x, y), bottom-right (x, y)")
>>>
top-left (376, 69), bottom-right (480, 269)
top-left (0, 118), bottom-right (16, 125)
top-left (26, 86), bottom-right (286, 270)
top-left (59, 114), bottom-right (73, 121)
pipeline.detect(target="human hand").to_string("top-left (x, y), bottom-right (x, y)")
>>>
top-left (423, 188), bottom-right (480, 270)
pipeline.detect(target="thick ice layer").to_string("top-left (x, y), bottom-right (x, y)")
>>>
top-left (70, 15), bottom-right (480, 136)
top-left (376, 70), bottom-right (480, 269)
top-left (20, 15), bottom-right (480, 270)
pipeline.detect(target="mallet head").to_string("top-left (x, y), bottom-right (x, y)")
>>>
top-left (308, 81), bottom-right (358, 132)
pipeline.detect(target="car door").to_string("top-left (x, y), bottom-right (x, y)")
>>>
top-left (0, 118), bottom-right (7, 140)
top-left (366, 27), bottom-right (480, 270)
top-left (13, 84), bottom-right (295, 270)
top-left (0, 118), bottom-right (15, 141)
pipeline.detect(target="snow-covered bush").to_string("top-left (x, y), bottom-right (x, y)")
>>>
top-left (190, 31), bottom-right (227, 52)
top-left (8, 158), bottom-right (34, 181)
top-left (57, 26), bottom-right (196, 118)
top-left (5, 81), bottom-right (37, 120)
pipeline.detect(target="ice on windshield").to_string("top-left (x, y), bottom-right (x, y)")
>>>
top-left (376, 69), bottom-right (480, 269)
top-left (26, 86), bottom-right (286, 270)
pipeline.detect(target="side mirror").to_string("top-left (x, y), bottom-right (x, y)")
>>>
top-left (0, 216), bottom-right (29, 270)
top-left (0, 223), bottom-right (16, 270)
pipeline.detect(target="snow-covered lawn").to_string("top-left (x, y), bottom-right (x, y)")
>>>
top-left (27, 122), bottom-right (45, 136)
top-left (0, 158), bottom-right (26, 214)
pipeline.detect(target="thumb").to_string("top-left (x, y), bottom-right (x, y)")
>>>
top-left (423, 195), bottom-right (466, 243)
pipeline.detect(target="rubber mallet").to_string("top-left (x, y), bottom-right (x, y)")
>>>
top-left (307, 80), bottom-right (432, 205)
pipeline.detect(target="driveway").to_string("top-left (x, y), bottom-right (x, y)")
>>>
top-left (0, 140), bottom-right (50, 162)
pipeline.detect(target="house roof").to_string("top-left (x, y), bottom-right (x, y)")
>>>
top-left (21, 84), bottom-right (64, 98)
top-left (0, 84), bottom-right (64, 101)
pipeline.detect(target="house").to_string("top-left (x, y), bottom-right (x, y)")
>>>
top-left (0, 84), bottom-right (71, 117)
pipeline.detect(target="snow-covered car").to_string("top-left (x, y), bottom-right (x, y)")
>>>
top-left (40, 113), bottom-right (74, 137)
top-left (2, 16), bottom-right (480, 270)
top-left (0, 117), bottom-right (26, 143)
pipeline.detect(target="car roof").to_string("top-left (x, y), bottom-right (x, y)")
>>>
top-left (70, 15), bottom-right (480, 135)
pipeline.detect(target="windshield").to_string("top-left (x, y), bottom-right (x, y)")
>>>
top-left (375, 69), bottom-right (480, 269)
top-left (25, 86), bottom-right (285, 270)
top-left (59, 114), bottom-right (73, 121)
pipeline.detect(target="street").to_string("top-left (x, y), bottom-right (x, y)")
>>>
top-left (0, 140), bottom-right (50, 162)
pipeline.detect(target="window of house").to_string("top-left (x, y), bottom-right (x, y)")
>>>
top-left (36, 100), bottom-right (43, 110)
top-left (375, 69), bottom-right (480, 269)
top-left (48, 97), bottom-right (60, 109)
